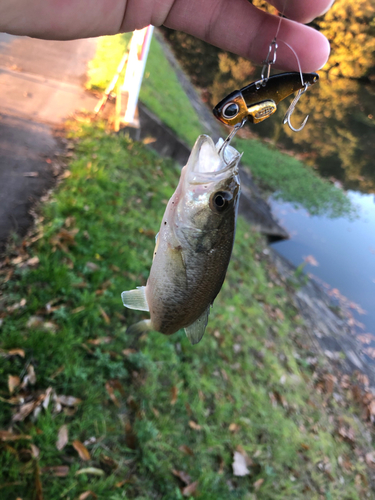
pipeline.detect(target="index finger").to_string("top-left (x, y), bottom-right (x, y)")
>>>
top-left (162, 0), bottom-right (330, 72)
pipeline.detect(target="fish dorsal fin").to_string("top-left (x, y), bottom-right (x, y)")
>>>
top-left (121, 286), bottom-right (149, 311)
top-left (184, 306), bottom-right (211, 345)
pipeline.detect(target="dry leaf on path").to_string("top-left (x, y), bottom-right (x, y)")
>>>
top-left (56, 425), bottom-right (69, 451)
top-left (232, 451), bottom-right (250, 476)
top-left (72, 440), bottom-right (91, 461)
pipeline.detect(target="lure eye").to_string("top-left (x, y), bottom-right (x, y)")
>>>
top-left (222, 102), bottom-right (239, 119)
top-left (210, 191), bottom-right (232, 213)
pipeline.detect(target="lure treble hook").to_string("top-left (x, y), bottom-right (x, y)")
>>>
top-left (283, 83), bottom-right (311, 132)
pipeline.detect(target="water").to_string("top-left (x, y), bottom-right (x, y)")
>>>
top-left (270, 191), bottom-right (375, 344)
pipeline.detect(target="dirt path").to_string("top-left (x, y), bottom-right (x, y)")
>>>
top-left (0, 34), bottom-right (98, 251)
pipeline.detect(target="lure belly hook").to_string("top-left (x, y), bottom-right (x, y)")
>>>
top-left (213, 72), bottom-right (319, 129)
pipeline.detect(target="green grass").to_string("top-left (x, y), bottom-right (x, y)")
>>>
top-left (0, 120), bottom-right (370, 499)
top-left (235, 137), bottom-right (353, 218)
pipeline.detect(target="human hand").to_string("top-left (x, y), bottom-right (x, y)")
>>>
top-left (0, 0), bottom-right (332, 72)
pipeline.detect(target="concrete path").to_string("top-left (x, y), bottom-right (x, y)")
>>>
top-left (0, 34), bottom-right (98, 251)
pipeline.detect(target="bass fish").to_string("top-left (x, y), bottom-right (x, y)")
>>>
top-left (122, 135), bottom-right (241, 345)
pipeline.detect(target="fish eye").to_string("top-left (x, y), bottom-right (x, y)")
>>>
top-left (222, 102), bottom-right (239, 119)
top-left (210, 191), bottom-right (232, 212)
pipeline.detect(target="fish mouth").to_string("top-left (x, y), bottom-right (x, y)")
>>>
top-left (187, 135), bottom-right (241, 183)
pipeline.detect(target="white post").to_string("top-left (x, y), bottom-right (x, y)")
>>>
top-left (122, 25), bottom-right (154, 126)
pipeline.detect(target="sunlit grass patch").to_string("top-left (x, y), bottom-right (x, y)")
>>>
top-left (0, 120), bottom-right (370, 499)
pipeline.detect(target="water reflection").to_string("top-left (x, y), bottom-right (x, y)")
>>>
top-left (270, 191), bottom-right (375, 344)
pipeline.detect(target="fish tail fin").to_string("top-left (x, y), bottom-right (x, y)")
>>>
top-left (126, 319), bottom-right (153, 337)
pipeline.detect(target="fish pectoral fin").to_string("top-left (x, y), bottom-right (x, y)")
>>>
top-left (127, 319), bottom-right (153, 336)
top-left (121, 286), bottom-right (149, 311)
top-left (184, 306), bottom-right (211, 345)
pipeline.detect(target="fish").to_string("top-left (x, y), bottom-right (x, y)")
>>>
top-left (213, 72), bottom-right (319, 127)
top-left (122, 134), bottom-right (241, 345)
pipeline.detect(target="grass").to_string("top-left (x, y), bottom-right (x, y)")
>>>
top-left (0, 119), bottom-right (372, 499)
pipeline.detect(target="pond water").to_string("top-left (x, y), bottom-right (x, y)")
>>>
top-left (270, 192), bottom-right (375, 346)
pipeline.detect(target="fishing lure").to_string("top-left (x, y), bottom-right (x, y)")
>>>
top-left (213, 71), bottom-right (319, 129)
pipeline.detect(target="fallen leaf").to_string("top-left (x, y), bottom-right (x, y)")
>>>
top-left (56, 425), bottom-right (69, 451)
top-left (8, 375), bottom-right (20, 394)
top-left (188, 421), bottom-right (201, 431)
top-left (12, 395), bottom-right (45, 422)
top-left (228, 423), bottom-right (239, 433)
top-left (86, 262), bottom-right (100, 272)
top-left (26, 316), bottom-right (44, 329)
top-left (21, 364), bottom-right (37, 387)
top-left (122, 348), bottom-right (137, 356)
top-left (34, 462), bottom-right (43, 500)
top-left (64, 216), bottom-right (76, 228)
top-left (0, 348), bottom-right (25, 358)
top-left (338, 426), bottom-right (355, 443)
top-left (26, 256), bottom-right (40, 267)
top-left (170, 386), bottom-right (178, 405)
top-left (72, 440), bottom-right (91, 461)
top-left (253, 478), bottom-right (264, 490)
top-left (105, 382), bottom-right (120, 407)
top-left (172, 469), bottom-right (191, 485)
top-left (232, 451), bottom-right (250, 476)
top-left (99, 306), bottom-right (110, 324)
top-left (71, 306), bottom-right (86, 314)
top-left (31, 444), bottom-right (40, 459)
top-left (182, 480), bottom-right (198, 496)
top-left (50, 365), bottom-right (65, 379)
top-left (41, 465), bottom-right (69, 477)
top-left (0, 431), bottom-right (31, 441)
top-left (55, 395), bottom-right (82, 407)
top-left (179, 445), bottom-right (194, 456)
top-left (7, 298), bottom-right (27, 312)
top-left (59, 170), bottom-right (71, 179)
top-left (75, 468), bottom-right (104, 476)
top-left (87, 337), bottom-right (112, 345)
top-left (79, 491), bottom-right (98, 500)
